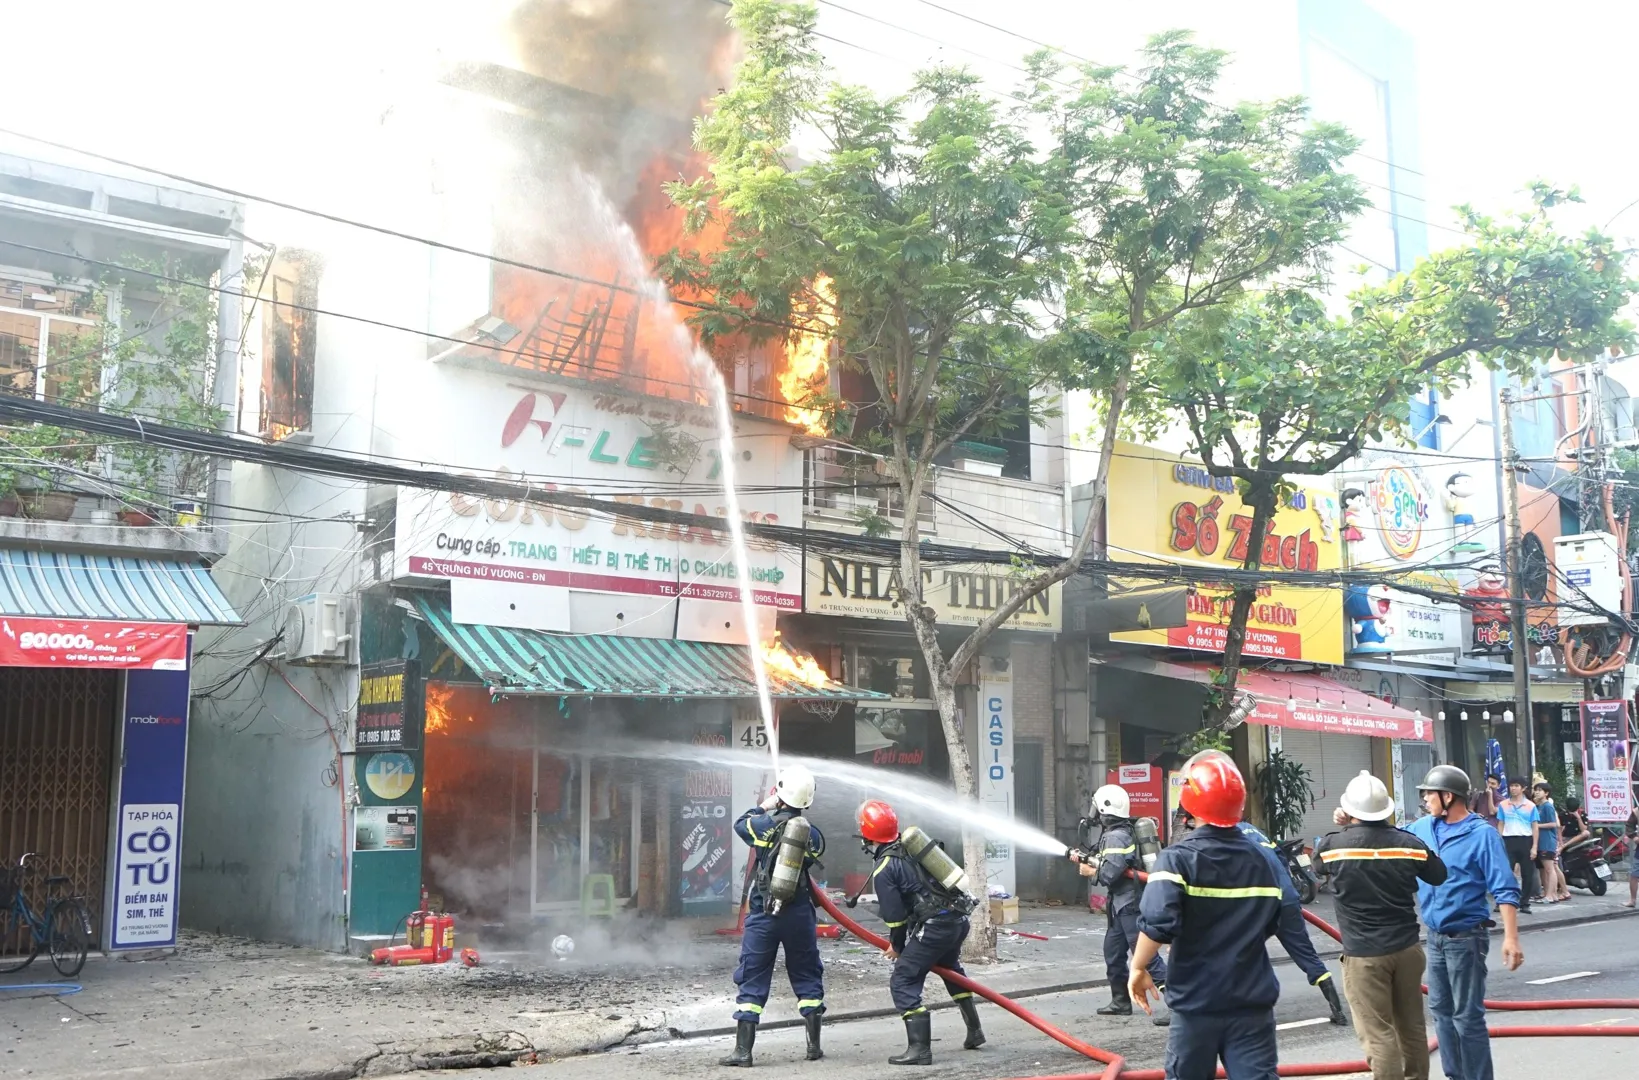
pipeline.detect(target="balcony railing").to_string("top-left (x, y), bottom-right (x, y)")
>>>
top-left (803, 446), bottom-right (936, 531)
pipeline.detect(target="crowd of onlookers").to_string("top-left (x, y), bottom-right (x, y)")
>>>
top-left (1467, 773), bottom-right (1593, 911)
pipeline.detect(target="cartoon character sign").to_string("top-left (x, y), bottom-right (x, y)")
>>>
top-left (1341, 488), bottom-right (1368, 544)
top-left (1345, 583), bottom-right (1394, 652)
top-left (1313, 491), bottom-right (1339, 544)
top-left (1465, 568), bottom-right (1512, 654)
top-left (1446, 472), bottom-right (1487, 553)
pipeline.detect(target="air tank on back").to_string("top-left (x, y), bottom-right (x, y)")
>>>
top-left (899, 825), bottom-right (970, 895)
top-left (766, 816), bottom-right (811, 914)
top-left (1133, 816), bottom-right (1162, 872)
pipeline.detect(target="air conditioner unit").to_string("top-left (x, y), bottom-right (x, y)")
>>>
top-left (1554, 532), bottom-right (1623, 628)
top-left (284, 593), bottom-right (354, 664)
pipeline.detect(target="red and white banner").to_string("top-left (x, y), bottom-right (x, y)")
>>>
top-left (0, 617), bottom-right (189, 670)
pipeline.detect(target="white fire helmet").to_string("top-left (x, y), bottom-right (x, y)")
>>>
top-left (776, 764), bottom-right (817, 809)
top-left (1092, 784), bottom-right (1131, 819)
top-left (1339, 770), bottom-right (1395, 822)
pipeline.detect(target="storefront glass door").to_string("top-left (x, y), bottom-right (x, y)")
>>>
top-left (531, 750), bottom-right (640, 913)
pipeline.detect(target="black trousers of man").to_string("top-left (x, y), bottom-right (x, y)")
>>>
top-left (1502, 835), bottom-right (1537, 911)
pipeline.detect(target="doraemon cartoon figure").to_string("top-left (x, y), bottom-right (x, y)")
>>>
top-left (1341, 487), bottom-right (1368, 543)
top-left (1344, 583), bottom-right (1394, 652)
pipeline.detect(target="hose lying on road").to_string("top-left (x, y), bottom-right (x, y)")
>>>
top-left (0, 982), bottom-right (82, 997)
top-left (812, 874), bottom-right (1639, 1080)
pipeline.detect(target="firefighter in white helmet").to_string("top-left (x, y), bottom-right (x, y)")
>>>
top-left (1071, 783), bottom-right (1168, 1024)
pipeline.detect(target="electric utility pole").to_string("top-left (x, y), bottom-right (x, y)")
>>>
top-left (1499, 387), bottom-right (1536, 778)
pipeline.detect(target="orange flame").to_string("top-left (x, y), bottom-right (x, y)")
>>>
top-left (424, 683), bottom-right (455, 734)
top-left (760, 633), bottom-right (832, 688)
top-left (780, 276), bottom-right (835, 436)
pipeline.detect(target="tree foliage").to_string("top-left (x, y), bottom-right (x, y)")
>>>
top-left (1138, 188), bottom-right (1635, 717)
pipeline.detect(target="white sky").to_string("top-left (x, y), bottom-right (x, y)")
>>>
top-left (1, 1), bottom-right (1636, 254)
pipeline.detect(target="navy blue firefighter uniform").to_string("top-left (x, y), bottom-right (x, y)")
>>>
top-left (1093, 817), bottom-right (1168, 1017)
top-left (870, 837), bottom-right (985, 1065)
top-left (1238, 822), bottom-right (1346, 1024)
top-left (722, 804), bottom-right (825, 1066)
top-left (1140, 824), bottom-right (1294, 1080)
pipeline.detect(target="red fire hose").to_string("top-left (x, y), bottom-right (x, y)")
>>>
top-left (812, 879), bottom-right (1639, 1080)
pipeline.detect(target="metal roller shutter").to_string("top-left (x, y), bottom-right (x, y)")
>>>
top-left (1275, 728), bottom-right (1372, 843)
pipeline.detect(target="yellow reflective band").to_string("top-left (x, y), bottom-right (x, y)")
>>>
top-left (1316, 972), bottom-right (1332, 984)
top-left (951, 991), bottom-right (974, 1001)
top-left (752, 839), bottom-right (773, 848)
top-left (741, 1004), bottom-right (764, 1014)
top-left (1148, 871), bottom-right (1187, 886)
top-left (873, 857), bottom-right (892, 878)
top-left (1182, 885), bottom-right (1284, 899)
top-left (1319, 848), bottom-right (1428, 863)
top-left (1103, 845), bottom-right (1135, 854)
top-left (798, 999), bottom-right (824, 1010)
top-left (903, 1006), bottom-right (928, 1017)
top-left (884, 919), bottom-right (907, 928)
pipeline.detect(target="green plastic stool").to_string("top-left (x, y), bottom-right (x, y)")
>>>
top-left (581, 873), bottom-right (618, 918)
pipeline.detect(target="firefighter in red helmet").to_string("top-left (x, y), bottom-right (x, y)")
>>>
top-left (857, 799), bottom-right (985, 1065)
top-left (1131, 754), bottom-right (1295, 1079)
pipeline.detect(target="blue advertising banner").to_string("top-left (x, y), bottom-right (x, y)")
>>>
top-left (111, 643), bottom-right (191, 950)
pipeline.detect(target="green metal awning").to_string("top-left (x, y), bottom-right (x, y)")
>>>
top-left (0, 547), bottom-right (240, 624)
top-left (414, 596), bottom-right (890, 700)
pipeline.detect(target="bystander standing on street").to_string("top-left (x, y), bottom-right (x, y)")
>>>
top-left (1533, 782), bottom-right (1565, 904)
top-left (1316, 772), bottom-right (1447, 1080)
top-left (1474, 774), bottom-right (1500, 829)
top-left (1627, 809), bottom-right (1638, 909)
top-left (1497, 778), bottom-right (1537, 914)
top-left (1408, 765), bottom-right (1524, 1080)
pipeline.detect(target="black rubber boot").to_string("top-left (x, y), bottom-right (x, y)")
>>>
top-left (804, 1010), bottom-right (823, 1060)
top-left (720, 1019), bottom-right (756, 1067)
top-left (1096, 991), bottom-right (1133, 1016)
top-left (1320, 977), bottom-right (1347, 1026)
top-left (957, 997), bottom-right (986, 1049)
top-left (888, 1012), bottom-right (933, 1066)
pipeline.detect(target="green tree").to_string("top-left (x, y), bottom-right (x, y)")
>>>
top-left (1134, 189), bottom-right (1634, 721)
top-left (667, 3), bottom-right (1364, 956)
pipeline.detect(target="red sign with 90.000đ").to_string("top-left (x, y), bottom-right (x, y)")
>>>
top-left (0, 617), bottom-right (189, 669)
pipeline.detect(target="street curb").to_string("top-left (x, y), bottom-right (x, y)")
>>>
top-left (674, 906), bottom-right (1637, 1042)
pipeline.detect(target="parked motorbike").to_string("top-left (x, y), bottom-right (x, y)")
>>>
top-left (1561, 835), bottom-right (1614, 896)
top-left (1277, 836), bottom-right (1318, 904)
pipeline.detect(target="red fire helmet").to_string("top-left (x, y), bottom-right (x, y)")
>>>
top-left (858, 799), bottom-right (900, 844)
top-left (1179, 754), bottom-right (1246, 828)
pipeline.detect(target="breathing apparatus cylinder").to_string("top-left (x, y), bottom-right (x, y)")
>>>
top-left (766, 816), bottom-right (811, 915)
top-left (1133, 816), bottom-right (1162, 872)
top-left (900, 825), bottom-right (970, 895)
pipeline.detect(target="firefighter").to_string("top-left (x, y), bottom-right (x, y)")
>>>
top-left (1132, 753), bottom-right (1293, 1079)
top-left (1070, 784), bottom-right (1169, 1025)
top-left (1177, 750), bottom-right (1346, 1025)
top-left (721, 764), bottom-right (826, 1068)
top-left (858, 798), bottom-right (986, 1066)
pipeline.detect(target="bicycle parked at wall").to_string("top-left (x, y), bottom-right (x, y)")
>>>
top-left (0, 853), bottom-right (92, 977)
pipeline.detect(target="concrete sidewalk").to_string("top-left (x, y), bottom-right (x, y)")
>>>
top-left (1, 888), bottom-right (1631, 1080)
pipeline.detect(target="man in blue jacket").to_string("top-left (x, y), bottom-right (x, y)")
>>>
top-left (1407, 765), bottom-right (1525, 1080)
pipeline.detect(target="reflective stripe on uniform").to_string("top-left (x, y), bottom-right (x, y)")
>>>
top-left (1319, 847), bottom-right (1428, 863)
top-left (1102, 845), bottom-right (1136, 855)
top-left (1146, 869), bottom-right (1280, 899)
top-left (903, 1006), bottom-right (927, 1017)
top-left (1315, 971), bottom-right (1332, 983)
top-left (884, 919), bottom-right (907, 928)
top-left (798, 999), bottom-right (824, 1010)
top-left (740, 1003), bottom-right (764, 1014)
top-left (873, 856), bottom-right (892, 878)
top-left (951, 991), bottom-right (973, 1001)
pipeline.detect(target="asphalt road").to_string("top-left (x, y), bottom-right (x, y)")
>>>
top-left (457, 917), bottom-right (1639, 1079)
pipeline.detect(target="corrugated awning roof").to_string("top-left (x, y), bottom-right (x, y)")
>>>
top-left (414, 596), bottom-right (889, 700)
top-left (0, 549), bottom-right (239, 624)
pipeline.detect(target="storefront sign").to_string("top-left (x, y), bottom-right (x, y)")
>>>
top-left (357, 660), bottom-right (424, 750)
top-left (0, 617), bottom-right (188, 670)
top-left (363, 752), bottom-right (417, 802)
top-left (112, 655), bottom-right (191, 950)
top-left (354, 806), bottom-right (419, 851)
top-left (803, 555), bottom-right (1061, 632)
top-left (855, 707), bottom-right (928, 769)
top-left (679, 726), bottom-right (735, 913)
top-left (1581, 700), bottom-right (1632, 823)
top-left (1108, 765), bottom-right (1165, 830)
top-left (1106, 443), bottom-right (1343, 664)
top-left (394, 376), bottom-right (802, 613)
top-left (978, 664), bottom-right (1015, 895)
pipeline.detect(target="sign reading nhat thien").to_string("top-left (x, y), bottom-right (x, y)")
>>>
top-left (802, 555), bottom-right (1061, 632)
top-left (1106, 443), bottom-right (1344, 665)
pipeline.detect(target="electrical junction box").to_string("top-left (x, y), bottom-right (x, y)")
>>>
top-left (284, 593), bottom-right (355, 663)
top-left (1553, 532), bottom-right (1622, 628)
